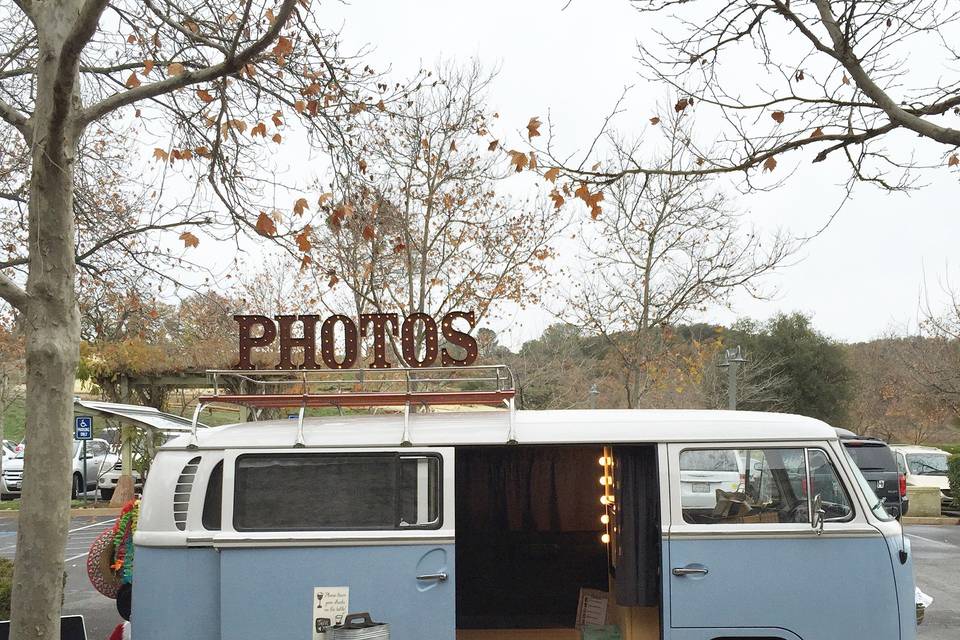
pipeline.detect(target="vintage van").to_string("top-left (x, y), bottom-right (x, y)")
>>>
top-left (132, 368), bottom-right (917, 640)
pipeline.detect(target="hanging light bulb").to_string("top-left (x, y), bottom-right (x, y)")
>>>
top-left (599, 476), bottom-right (610, 486)
top-left (600, 514), bottom-right (609, 525)
top-left (600, 495), bottom-right (608, 506)
top-left (601, 533), bottom-right (610, 544)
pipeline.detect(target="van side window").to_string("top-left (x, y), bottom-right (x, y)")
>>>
top-left (679, 448), bottom-right (853, 525)
top-left (202, 461), bottom-right (223, 531)
top-left (233, 453), bottom-right (442, 532)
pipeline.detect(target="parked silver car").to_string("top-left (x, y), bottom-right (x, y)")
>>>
top-left (1, 438), bottom-right (118, 499)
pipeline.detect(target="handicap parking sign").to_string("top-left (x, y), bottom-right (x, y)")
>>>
top-left (74, 416), bottom-right (93, 440)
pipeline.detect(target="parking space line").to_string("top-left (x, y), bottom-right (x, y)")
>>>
top-left (907, 533), bottom-right (956, 548)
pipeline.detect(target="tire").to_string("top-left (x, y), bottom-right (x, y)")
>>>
top-left (100, 488), bottom-right (114, 501)
top-left (71, 473), bottom-right (82, 499)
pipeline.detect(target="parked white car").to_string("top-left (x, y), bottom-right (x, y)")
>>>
top-left (679, 448), bottom-right (745, 509)
top-left (890, 444), bottom-right (952, 506)
top-left (98, 431), bottom-right (185, 500)
top-left (1, 438), bottom-right (119, 499)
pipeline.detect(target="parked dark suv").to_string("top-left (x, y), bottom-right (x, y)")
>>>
top-left (836, 428), bottom-right (908, 518)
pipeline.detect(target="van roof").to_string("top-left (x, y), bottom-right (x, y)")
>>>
top-left (164, 409), bottom-right (836, 450)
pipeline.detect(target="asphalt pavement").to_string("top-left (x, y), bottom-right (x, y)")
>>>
top-left (0, 518), bottom-right (956, 639)
top-left (909, 524), bottom-right (960, 639)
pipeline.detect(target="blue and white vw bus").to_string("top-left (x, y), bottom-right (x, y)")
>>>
top-left (133, 367), bottom-right (916, 640)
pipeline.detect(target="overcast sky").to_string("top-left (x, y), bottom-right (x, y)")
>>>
top-left (316, 0), bottom-right (959, 348)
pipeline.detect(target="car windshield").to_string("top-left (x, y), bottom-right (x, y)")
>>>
top-left (906, 453), bottom-right (949, 475)
top-left (842, 446), bottom-right (894, 521)
top-left (844, 443), bottom-right (896, 471)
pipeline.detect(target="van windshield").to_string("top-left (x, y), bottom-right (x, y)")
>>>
top-left (842, 446), bottom-right (894, 522)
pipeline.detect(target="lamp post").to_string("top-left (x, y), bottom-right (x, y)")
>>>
top-left (718, 346), bottom-right (747, 410)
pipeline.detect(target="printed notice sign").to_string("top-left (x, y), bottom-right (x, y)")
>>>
top-left (312, 586), bottom-right (349, 639)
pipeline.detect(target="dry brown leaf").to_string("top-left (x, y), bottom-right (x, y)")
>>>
top-left (362, 225), bottom-right (375, 241)
top-left (318, 193), bottom-right (333, 206)
top-left (143, 60), bottom-right (155, 75)
top-left (127, 34), bottom-right (137, 44)
top-left (271, 133), bottom-right (282, 143)
top-left (810, 127), bottom-right (824, 138)
top-left (179, 231), bottom-right (199, 248)
top-left (376, 99), bottom-right (386, 111)
top-left (949, 154), bottom-right (959, 167)
top-left (273, 36), bottom-right (294, 58)
top-left (528, 151), bottom-right (538, 171)
top-left (763, 156), bottom-right (777, 172)
top-left (544, 167), bottom-right (560, 183)
top-left (508, 150), bottom-right (528, 172)
top-left (549, 189), bottom-right (564, 210)
top-left (295, 226), bottom-right (312, 252)
top-left (251, 122), bottom-right (267, 137)
top-left (271, 111), bottom-right (283, 127)
top-left (293, 197), bottom-right (309, 215)
top-left (771, 111), bottom-right (785, 124)
top-left (195, 146), bottom-right (210, 157)
top-left (168, 62), bottom-right (185, 76)
top-left (184, 20), bottom-right (199, 34)
top-left (152, 148), bottom-right (168, 161)
top-left (255, 211), bottom-right (277, 236)
top-left (488, 139), bottom-right (499, 152)
top-left (842, 73), bottom-right (850, 85)
top-left (527, 116), bottom-right (542, 140)
top-left (125, 72), bottom-right (141, 89)
top-left (327, 272), bottom-right (339, 287)
top-left (294, 100), bottom-right (305, 113)
top-left (358, 158), bottom-right (368, 173)
top-left (650, 116), bottom-right (661, 125)
top-left (675, 98), bottom-right (689, 112)
top-left (197, 89), bottom-right (215, 103)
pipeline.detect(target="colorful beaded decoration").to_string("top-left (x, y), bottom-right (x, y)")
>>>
top-left (110, 499), bottom-right (139, 584)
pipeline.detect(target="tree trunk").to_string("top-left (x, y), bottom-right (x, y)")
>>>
top-left (9, 35), bottom-right (82, 640)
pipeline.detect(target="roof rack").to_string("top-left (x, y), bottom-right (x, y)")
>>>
top-left (188, 364), bottom-right (517, 448)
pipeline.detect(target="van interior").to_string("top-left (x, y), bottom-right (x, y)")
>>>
top-left (454, 445), bottom-right (661, 640)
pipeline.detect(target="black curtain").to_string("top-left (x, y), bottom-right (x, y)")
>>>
top-left (613, 445), bottom-right (660, 607)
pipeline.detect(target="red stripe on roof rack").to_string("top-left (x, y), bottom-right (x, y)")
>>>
top-left (197, 389), bottom-right (516, 409)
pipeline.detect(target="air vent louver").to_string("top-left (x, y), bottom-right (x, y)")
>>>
top-left (173, 456), bottom-right (201, 531)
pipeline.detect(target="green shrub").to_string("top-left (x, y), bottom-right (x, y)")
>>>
top-left (949, 455), bottom-right (960, 509)
top-left (0, 559), bottom-right (66, 620)
top-left (0, 558), bottom-right (12, 619)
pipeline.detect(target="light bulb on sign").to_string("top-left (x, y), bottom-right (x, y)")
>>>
top-left (600, 495), bottom-right (608, 506)
top-left (600, 514), bottom-right (609, 525)
top-left (601, 533), bottom-right (610, 544)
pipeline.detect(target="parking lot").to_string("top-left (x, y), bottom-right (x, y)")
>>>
top-left (0, 518), bottom-right (956, 639)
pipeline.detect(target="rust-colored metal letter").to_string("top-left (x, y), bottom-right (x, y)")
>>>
top-left (275, 315), bottom-right (320, 370)
top-left (440, 310), bottom-right (478, 366)
top-left (401, 313), bottom-right (439, 368)
top-left (359, 313), bottom-right (400, 369)
top-left (320, 315), bottom-right (359, 369)
top-left (234, 315), bottom-right (277, 370)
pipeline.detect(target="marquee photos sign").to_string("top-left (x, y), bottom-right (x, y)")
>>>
top-left (234, 311), bottom-right (479, 370)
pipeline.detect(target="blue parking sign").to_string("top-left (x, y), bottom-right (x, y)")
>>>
top-left (74, 416), bottom-right (93, 440)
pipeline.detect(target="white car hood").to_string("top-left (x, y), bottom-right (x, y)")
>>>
top-left (2, 458), bottom-right (23, 472)
top-left (908, 474), bottom-right (949, 490)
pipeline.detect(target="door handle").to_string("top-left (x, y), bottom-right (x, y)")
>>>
top-left (672, 566), bottom-right (709, 577)
top-left (416, 572), bottom-right (448, 582)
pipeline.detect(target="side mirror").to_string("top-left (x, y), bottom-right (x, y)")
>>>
top-left (811, 494), bottom-right (825, 535)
